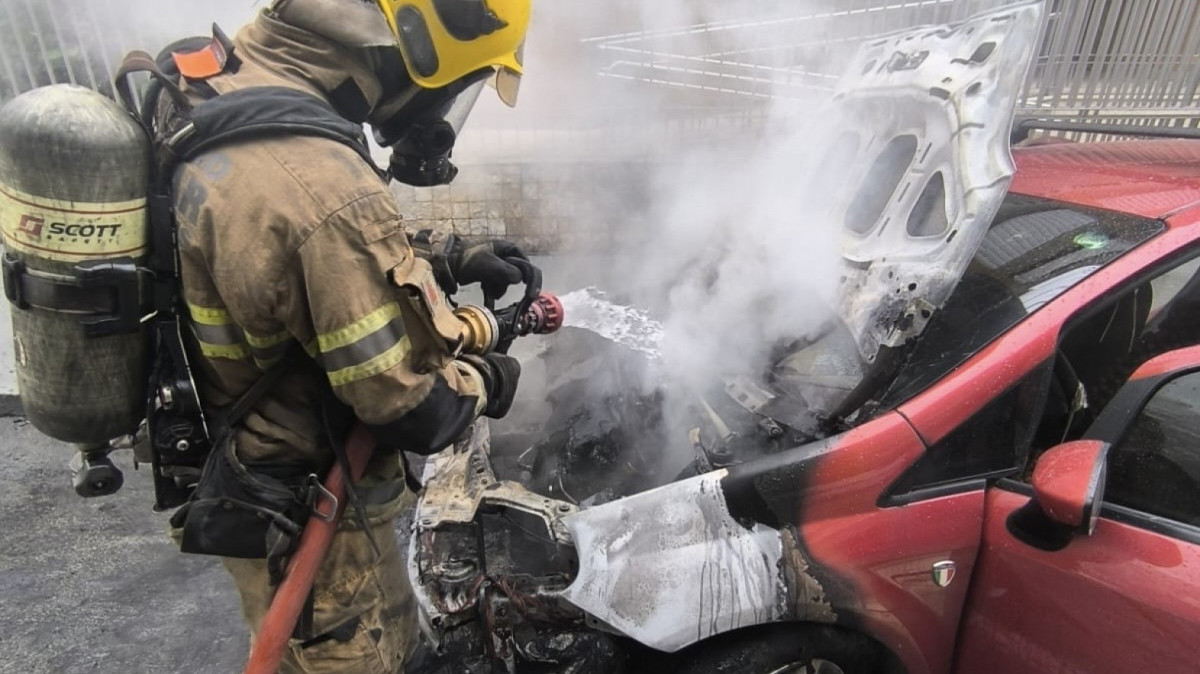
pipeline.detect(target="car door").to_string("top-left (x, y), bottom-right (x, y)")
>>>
top-left (953, 346), bottom-right (1200, 674)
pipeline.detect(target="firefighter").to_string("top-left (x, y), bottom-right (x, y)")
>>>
top-left (169, 0), bottom-right (532, 671)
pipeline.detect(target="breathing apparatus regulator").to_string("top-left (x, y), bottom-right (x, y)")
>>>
top-left (0, 0), bottom-right (556, 504)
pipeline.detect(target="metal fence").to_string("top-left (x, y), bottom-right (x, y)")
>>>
top-left (1029, 0), bottom-right (1200, 128)
top-left (3, 0), bottom-right (1197, 252)
top-left (0, 0), bottom-right (122, 100)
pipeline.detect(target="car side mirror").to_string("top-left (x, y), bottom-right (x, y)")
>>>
top-left (1008, 440), bottom-right (1110, 551)
top-left (1032, 439), bottom-right (1110, 534)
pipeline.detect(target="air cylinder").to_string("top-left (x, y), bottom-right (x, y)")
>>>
top-left (0, 84), bottom-right (149, 445)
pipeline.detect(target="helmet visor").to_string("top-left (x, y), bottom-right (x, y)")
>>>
top-left (483, 66), bottom-right (517, 107)
top-left (444, 79), bottom-right (487, 134)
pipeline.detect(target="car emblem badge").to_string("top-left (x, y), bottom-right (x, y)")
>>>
top-left (931, 560), bottom-right (956, 587)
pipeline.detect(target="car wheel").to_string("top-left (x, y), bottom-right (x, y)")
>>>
top-left (672, 624), bottom-right (895, 674)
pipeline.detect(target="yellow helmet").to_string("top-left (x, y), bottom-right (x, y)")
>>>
top-left (375, 0), bottom-right (529, 106)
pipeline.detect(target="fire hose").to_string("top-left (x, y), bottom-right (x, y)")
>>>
top-left (243, 422), bottom-right (376, 674)
top-left (244, 278), bottom-right (563, 673)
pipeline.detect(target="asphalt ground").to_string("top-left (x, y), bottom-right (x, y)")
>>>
top-left (0, 418), bottom-right (247, 674)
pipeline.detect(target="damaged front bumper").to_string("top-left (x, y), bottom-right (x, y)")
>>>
top-left (408, 421), bottom-right (604, 672)
top-left (408, 421), bottom-right (834, 672)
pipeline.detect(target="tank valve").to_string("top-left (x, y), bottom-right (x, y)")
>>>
top-left (70, 444), bottom-right (124, 498)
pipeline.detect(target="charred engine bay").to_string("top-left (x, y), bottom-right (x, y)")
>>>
top-left (413, 328), bottom-right (833, 672)
top-left (490, 327), bottom-right (824, 508)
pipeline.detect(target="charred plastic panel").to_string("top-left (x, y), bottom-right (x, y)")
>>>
top-left (409, 422), bottom-right (616, 671)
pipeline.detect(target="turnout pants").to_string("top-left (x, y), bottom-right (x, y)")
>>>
top-left (222, 495), bottom-right (418, 674)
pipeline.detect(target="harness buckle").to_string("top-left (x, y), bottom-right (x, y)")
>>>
top-left (309, 474), bottom-right (339, 523)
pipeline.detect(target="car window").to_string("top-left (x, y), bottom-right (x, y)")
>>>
top-left (1106, 372), bottom-right (1200, 528)
top-left (879, 194), bottom-right (1163, 408)
top-left (883, 363), bottom-right (1051, 504)
top-left (1019, 246), bottom-right (1200, 463)
top-left (1148, 257), bottom-right (1200, 315)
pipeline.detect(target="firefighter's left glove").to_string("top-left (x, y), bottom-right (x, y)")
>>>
top-left (452, 240), bottom-right (531, 303)
top-left (462, 353), bottom-right (522, 419)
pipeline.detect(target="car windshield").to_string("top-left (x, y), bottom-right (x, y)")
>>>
top-left (878, 193), bottom-right (1165, 406)
top-left (770, 193), bottom-right (1165, 418)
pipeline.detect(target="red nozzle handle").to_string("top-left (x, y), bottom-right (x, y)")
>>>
top-left (525, 292), bottom-right (564, 335)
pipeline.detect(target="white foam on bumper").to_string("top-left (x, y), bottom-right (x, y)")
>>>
top-left (558, 471), bottom-right (786, 652)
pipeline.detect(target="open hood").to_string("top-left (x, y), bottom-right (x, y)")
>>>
top-left (782, 1), bottom-right (1045, 417)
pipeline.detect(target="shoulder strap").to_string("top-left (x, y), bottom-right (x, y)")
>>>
top-left (165, 86), bottom-right (376, 171)
top-left (114, 49), bottom-right (380, 190)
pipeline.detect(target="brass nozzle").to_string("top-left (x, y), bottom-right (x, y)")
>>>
top-left (454, 305), bottom-right (499, 355)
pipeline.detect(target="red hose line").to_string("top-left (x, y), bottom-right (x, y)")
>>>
top-left (243, 423), bottom-right (376, 674)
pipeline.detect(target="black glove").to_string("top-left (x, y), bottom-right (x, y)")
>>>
top-left (462, 353), bottom-right (522, 419)
top-left (452, 240), bottom-right (531, 302)
top-left (408, 230), bottom-right (461, 296)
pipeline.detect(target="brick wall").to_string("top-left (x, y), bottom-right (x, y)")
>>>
top-left (390, 161), bottom-right (656, 254)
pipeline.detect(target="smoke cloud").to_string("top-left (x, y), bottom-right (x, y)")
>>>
top-left (104, 1), bottom-right (262, 53)
top-left (482, 0), bottom-right (854, 403)
top-left (479, 0), bottom-right (1032, 476)
top-left (4, 0), bottom-right (1024, 471)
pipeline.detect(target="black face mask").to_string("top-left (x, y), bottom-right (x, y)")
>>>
top-left (365, 50), bottom-right (491, 187)
top-left (386, 116), bottom-right (460, 187)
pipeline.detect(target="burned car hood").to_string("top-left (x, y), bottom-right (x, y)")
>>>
top-left (787, 1), bottom-right (1044, 417)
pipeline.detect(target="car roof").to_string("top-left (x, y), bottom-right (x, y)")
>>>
top-left (1010, 139), bottom-right (1200, 221)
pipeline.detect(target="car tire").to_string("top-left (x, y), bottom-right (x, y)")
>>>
top-left (672, 624), bottom-right (895, 674)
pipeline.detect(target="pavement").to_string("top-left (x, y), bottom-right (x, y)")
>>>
top-left (0, 418), bottom-right (247, 674)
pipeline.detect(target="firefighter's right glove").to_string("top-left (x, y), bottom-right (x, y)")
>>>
top-left (462, 353), bottom-right (522, 419)
top-left (452, 240), bottom-right (531, 303)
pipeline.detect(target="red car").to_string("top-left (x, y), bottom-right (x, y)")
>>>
top-left (406, 6), bottom-right (1200, 673)
top-left (731, 132), bottom-right (1200, 674)
top-left (408, 131), bottom-right (1200, 674)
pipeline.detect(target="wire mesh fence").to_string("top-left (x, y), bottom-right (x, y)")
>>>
top-left (576, 0), bottom-right (1200, 134)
